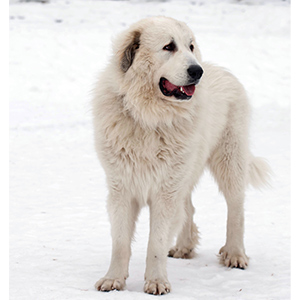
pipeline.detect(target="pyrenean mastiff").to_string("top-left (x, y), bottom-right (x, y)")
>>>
top-left (92, 16), bottom-right (270, 295)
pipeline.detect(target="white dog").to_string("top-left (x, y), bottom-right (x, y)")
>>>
top-left (92, 16), bottom-right (270, 295)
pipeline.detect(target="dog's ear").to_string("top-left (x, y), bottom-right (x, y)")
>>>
top-left (118, 30), bottom-right (141, 72)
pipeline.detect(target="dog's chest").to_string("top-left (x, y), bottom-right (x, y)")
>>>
top-left (104, 121), bottom-right (191, 177)
top-left (101, 113), bottom-right (198, 203)
top-left (117, 128), bottom-right (183, 165)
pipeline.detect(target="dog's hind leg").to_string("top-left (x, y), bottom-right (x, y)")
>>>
top-left (95, 191), bottom-right (140, 292)
top-left (168, 195), bottom-right (199, 259)
top-left (208, 102), bottom-right (250, 269)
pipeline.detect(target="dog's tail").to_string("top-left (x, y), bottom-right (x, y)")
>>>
top-left (248, 156), bottom-right (272, 189)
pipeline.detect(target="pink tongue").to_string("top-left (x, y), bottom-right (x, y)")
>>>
top-left (165, 80), bottom-right (195, 96)
top-left (164, 80), bottom-right (178, 92)
top-left (164, 79), bottom-right (196, 96)
top-left (182, 85), bottom-right (195, 96)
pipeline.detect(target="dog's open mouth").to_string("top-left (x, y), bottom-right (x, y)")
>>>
top-left (159, 77), bottom-right (196, 100)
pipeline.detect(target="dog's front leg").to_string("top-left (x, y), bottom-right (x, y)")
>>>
top-left (144, 193), bottom-right (184, 295)
top-left (95, 191), bottom-right (140, 292)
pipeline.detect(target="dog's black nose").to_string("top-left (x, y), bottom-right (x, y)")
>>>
top-left (187, 65), bottom-right (203, 81)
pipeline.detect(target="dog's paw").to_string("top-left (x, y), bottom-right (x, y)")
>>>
top-left (168, 246), bottom-right (195, 259)
top-left (219, 245), bottom-right (249, 269)
top-left (144, 279), bottom-right (171, 295)
top-left (95, 277), bottom-right (125, 292)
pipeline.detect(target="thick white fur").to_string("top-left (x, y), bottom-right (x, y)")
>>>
top-left (92, 16), bottom-right (270, 295)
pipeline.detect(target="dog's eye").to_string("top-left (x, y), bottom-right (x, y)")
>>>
top-left (163, 42), bottom-right (176, 52)
top-left (190, 44), bottom-right (194, 52)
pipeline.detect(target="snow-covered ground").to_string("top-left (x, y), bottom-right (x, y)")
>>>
top-left (9, 0), bottom-right (290, 299)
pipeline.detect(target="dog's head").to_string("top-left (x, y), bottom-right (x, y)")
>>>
top-left (112, 17), bottom-right (203, 126)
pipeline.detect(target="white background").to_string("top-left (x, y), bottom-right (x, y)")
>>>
top-left (9, 1), bottom-right (291, 299)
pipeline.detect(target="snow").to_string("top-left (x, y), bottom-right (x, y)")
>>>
top-left (9, 0), bottom-right (290, 299)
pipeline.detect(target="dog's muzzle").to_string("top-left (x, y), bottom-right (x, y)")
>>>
top-left (159, 65), bottom-right (203, 101)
